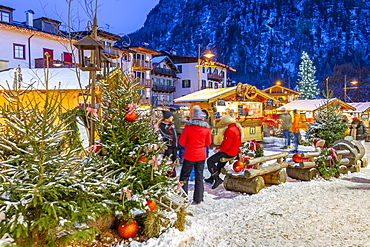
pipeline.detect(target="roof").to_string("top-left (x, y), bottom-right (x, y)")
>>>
top-left (276, 98), bottom-right (356, 111)
top-left (75, 30), bottom-right (122, 41)
top-left (130, 47), bottom-right (161, 55)
top-left (0, 68), bottom-right (90, 90)
top-left (174, 85), bottom-right (277, 104)
top-left (346, 102), bottom-right (370, 113)
top-left (170, 54), bottom-right (236, 72)
top-left (152, 56), bottom-right (180, 73)
top-left (262, 85), bottom-right (299, 94)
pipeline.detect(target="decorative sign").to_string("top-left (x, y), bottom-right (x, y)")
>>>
top-left (238, 105), bottom-right (246, 116)
top-left (236, 82), bottom-right (258, 100)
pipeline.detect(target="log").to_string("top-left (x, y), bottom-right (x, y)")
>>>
top-left (243, 162), bottom-right (289, 179)
top-left (347, 161), bottom-right (361, 173)
top-left (261, 169), bottom-right (286, 185)
top-left (361, 157), bottom-right (368, 168)
top-left (335, 165), bottom-right (348, 178)
top-left (245, 152), bottom-right (288, 165)
top-left (286, 166), bottom-right (319, 181)
top-left (332, 140), bottom-right (359, 167)
top-left (300, 150), bottom-right (350, 158)
top-left (224, 174), bottom-right (265, 194)
top-left (297, 161), bottom-right (316, 169)
top-left (352, 140), bottom-right (366, 160)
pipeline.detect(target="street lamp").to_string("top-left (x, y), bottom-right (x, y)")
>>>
top-left (275, 80), bottom-right (282, 86)
top-left (196, 45), bottom-right (216, 91)
top-left (344, 75), bottom-right (358, 102)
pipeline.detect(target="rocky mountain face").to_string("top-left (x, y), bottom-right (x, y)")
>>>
top-left (128, 0), bottom-right (370, 89)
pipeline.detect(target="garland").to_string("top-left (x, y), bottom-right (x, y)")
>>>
top-left (317, 148), bottom-right (340, 178)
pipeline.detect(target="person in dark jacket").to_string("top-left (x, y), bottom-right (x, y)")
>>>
top-left (351, 118), bottom-right (369, 145)
top-left (159, 110), bottom-right (178, 176)
top-left (179, 105), bottom-right (212, 205)
top-left (205, 114), bottom-right (243, 189)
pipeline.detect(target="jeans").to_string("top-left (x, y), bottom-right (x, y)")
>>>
top-left (179, 159), bottom-right (205, 203)
top-left (293, 132), bottom-right (300, 150)
top-left (206, 152), bottom-right (234, 175)
top-left (283, 129), bottom-right (291, 146)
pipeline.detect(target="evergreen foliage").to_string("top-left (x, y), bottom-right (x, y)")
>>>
top-left (0, 86), bottom-right (113, 246)
top-left (297, 51), bottom-right (320, 99)
top-left (93, 70), bottom-right (177, 220)
top-left (305, 100), bottom-right (348, 147)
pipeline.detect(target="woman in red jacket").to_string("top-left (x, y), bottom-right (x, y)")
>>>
top-left (205, 114), bottom-right (243, 189)
top-left (179, 105), bottom-right (212, 205)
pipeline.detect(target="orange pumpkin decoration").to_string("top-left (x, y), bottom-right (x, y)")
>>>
top-left (125, 112), bottom-right (137, 122)
top-left (146, 200), bottom-right (156, 211)
top-left (118, 220), bottom-right (138, 239)
top-left (233, 160), bottom-right (245, 172)
top-left (292, 153), bottom-right (309, 163)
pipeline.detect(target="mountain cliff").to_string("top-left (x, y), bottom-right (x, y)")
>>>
top-left (128, 0), bottom-right (370, 89)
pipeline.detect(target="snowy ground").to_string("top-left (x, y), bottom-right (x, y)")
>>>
top-left (129, 138), bottom-right (370, 247)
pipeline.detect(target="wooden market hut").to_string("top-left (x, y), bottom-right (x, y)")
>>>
top-left (262, 84), bottom-right (299, 112)
top-left (174, 83), bottom-right (279, 144)
top-left (345, 102), bottom-right (370, 129)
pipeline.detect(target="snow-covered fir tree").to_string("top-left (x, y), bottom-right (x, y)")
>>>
top-left (297, 51), bottom-right (320, 99)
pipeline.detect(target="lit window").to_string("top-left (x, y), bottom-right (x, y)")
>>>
top-left (14, 44), bottom-right (25, 59)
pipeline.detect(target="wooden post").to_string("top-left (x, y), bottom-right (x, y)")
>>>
top-left (262, 169), bottom-right (286, 185)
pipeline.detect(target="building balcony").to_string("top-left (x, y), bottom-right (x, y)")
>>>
top-left (136, 78), bottom-right (153, 87)
top-left (152, 84), bottom-right (176, 93)
top-left (132, 59), bottom-right (153, 70)
top-left (102, 45), bottom-right (120, 59)
top-left (34, 58), bottom-right (79, 68)
top-left (201, 86), bottom-right (214, 90)
top-left (207, 73), bottom-right (224, 81)
top-left (152, 67), bottom-right (177, 77)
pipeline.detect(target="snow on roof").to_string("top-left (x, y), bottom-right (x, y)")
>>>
top-left (174, 87), bottom-right (236, 103)
top-left (346, 102), bottom-right (370, 113)
top-left (0, 68), bottom-right (90, 90)
top-left (276, 98), bottom-right (355, 111)
top-left (152, 56), bottom-right (167, 64)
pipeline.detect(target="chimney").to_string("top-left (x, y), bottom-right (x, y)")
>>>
top-left (25, 10), bottom-right (34, 27)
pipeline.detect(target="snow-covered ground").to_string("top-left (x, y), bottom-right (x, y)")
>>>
top-left (129, 138), bottom-right (370, 247)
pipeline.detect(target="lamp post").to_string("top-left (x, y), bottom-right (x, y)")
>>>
top-left (343, 74), bottom-right (358, 102)
top-left (196, 44), bottom-right (215, 91)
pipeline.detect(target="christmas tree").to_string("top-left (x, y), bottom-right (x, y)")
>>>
top-left (297, 51), bottom-right (319, 99)
top-left (305, 99), bottom-right (348, 147)
top-left (0, 82), bottom-right (114, 246)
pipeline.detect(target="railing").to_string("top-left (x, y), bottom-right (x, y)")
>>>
top-left (34, 58), bottom-right (79, 68)
top-left (153, 84), bottom-right (176, 93)
top-left (207, 73), bottom-right (224, 81)
top-left (132, 59), bottom-right (153, 69)
top-left (136, 78), bottom-right (153, 87)
top-left (102, 45), bottom-right (120, 58)
top-left (201, 86), bottom-right (213, 90)
top-left (152, 67), bottom-right (177, 77)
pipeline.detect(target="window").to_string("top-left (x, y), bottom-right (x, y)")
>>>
top-left (43, 48), bottom-right (54, 60)
top-left (167, 79), bottom-right (172, 86)
top-left (177, 65), bottom-right (182, 73)
top-left (14, 44), bottom-right (25, 59)
top-left (0, 11), bottom-right (10, 22)
top-left (202, 67), bottom-right (205, 73)
top-left (63, 52), bottom-right (72, 63)
top-left (201, 80), bottom-right (206, 88)
top-left (182, 80), bottom-right (191, 88)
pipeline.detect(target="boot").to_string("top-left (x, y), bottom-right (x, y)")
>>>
top-left (211, 175), bottom-right (223, 189)
top-left (204, 176), bottom-right (214, 184)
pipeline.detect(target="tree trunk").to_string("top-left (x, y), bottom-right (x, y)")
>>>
top-left (261, 169), bottom-right (286, 185)
top-left (224, 174), bottom-right (265, 194)
top-left (286, 166), bottom-right (319, 181)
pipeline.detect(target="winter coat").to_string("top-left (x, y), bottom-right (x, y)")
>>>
top-left (290, 113), bottom-right (301, 134)
top-left (159, 120), bottom-right (177, 148)
top-left (280, 112), bottom-right (292, 130)
top-left (218, 123), bottom-right (242, 156)
top-left (179, 119), bottom-right (212, 161)
top-left (352, 121), bottom-right (369, 140)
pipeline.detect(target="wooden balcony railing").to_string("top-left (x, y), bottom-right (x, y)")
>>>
top-left (132, 59), bottom-right (153, 69)
top-left (152, 84), bottom-right (176, 93)
top-left (207, 73), bottom-right (224, 81)
top-left (35, 58), bottom-right (79, 68)
top-left (152, 67), bottom-right (177, 77)
top-left (102, 45), bottom-right (120, 58)
top-left (136, 78), bottom-right (153, 87)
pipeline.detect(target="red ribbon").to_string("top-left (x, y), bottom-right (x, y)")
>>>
top-left (176, 182), bottom-right (184, 190)
top-left (328, 148), bottom-right (337, 160)
top-left (127, 104), bottom-right (137, 114)
top-left (120, 188), bottom-right (132, 200)
top-left (149, 155), bottom-right (159, 170)
top-left (86, 106), bottom-right (98, 118)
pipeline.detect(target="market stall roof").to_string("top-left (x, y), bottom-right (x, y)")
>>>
top-left (174, 86), bottom-right (278, 104)
top-left (345, 102), bottom-right (370, 113)
top-left (276, 98), bottom-right (356, 111)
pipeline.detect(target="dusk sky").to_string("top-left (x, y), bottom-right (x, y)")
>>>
top-left (1, 0), bottom-right (159, 34)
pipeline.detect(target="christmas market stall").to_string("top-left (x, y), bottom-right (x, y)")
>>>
top-left (173, 83), bottom-right (279, 144)
top-left (276, 98), bottom-right (356, 130)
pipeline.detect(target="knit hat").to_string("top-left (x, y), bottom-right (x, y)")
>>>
top-left (162, 110), bottom-right (173, 120)
top-left (191, 105), bottom-right (205, 119)
top-left (215, 115), bottom-right (236, 128)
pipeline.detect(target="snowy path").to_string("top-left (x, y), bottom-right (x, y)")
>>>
top-left (130, 139), bottom-right (370, 247)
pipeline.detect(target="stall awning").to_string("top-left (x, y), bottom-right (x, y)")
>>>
top-left (174, 85), bottom-right (278, 104)
top-left (345, 102), bottom-right (370, 113)
top-left (276, 98), bottom-right (356, 111)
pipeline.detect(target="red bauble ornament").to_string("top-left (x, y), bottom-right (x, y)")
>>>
top-left (292, 153), bottom-right (309, 163)
top-left (118, 220), bottom-right (138, 239)
top-left (138, 156), bottom-right (147, 162)
top-left (125, 112), bottom-right (137, 122)
top-left (146, 200), bottom-right (156, 211)
top-left (233, 160), bottom-right (245, 172)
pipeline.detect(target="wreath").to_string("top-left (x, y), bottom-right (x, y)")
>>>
top-left (317, 148), bottom-right (340, 178)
